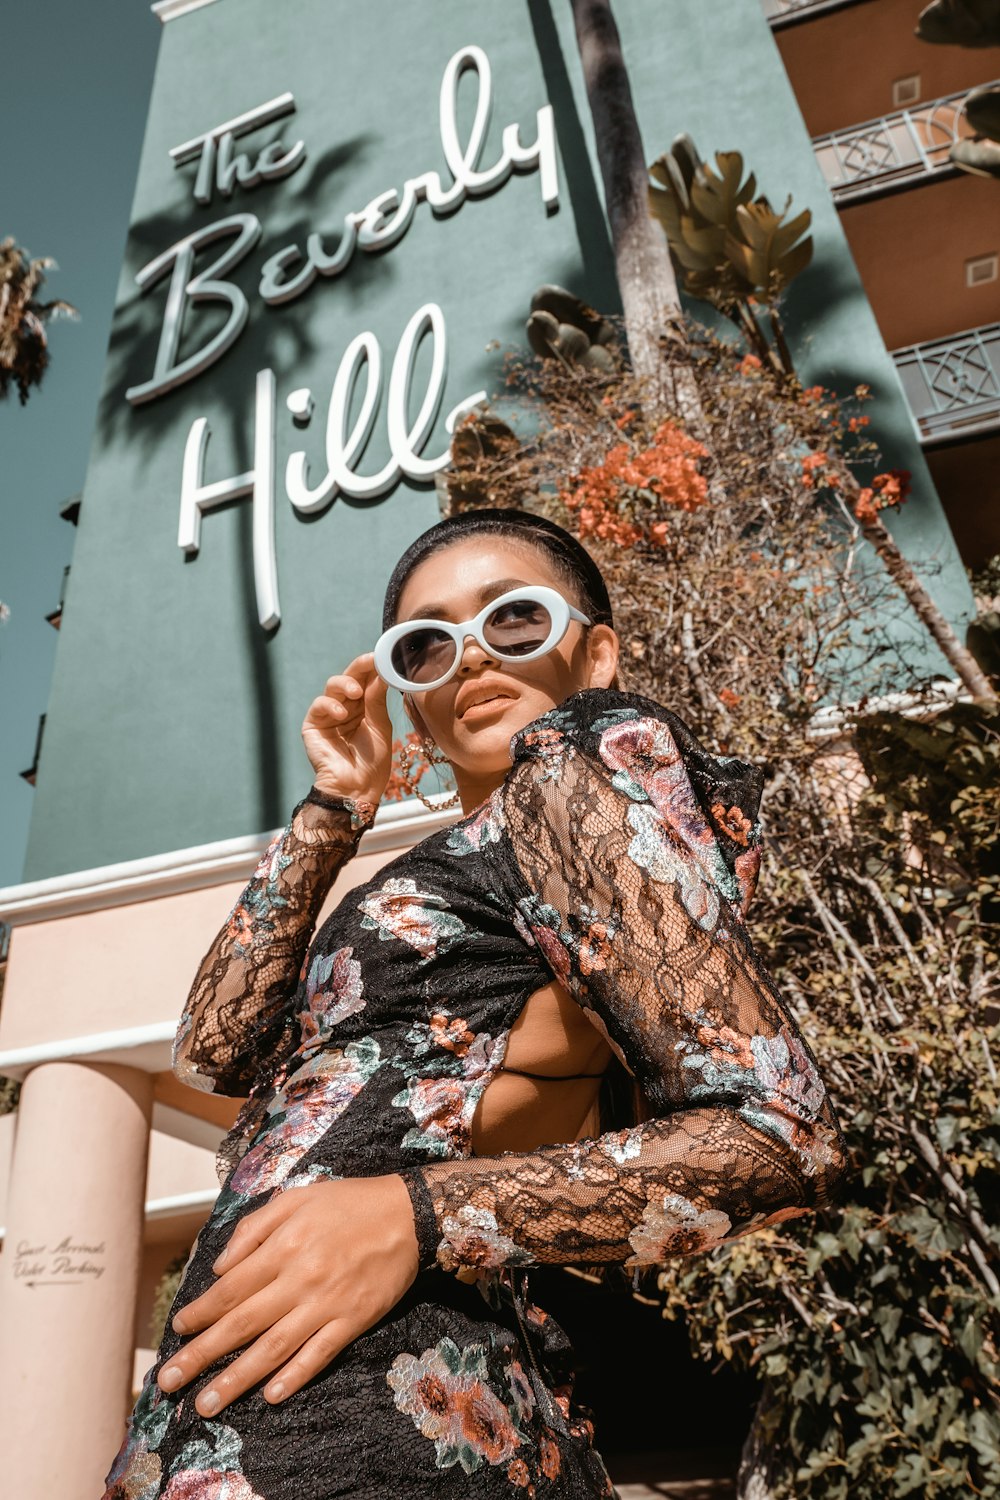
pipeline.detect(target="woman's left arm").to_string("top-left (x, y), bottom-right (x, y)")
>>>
top-left (400, 729), bottom-right (849, 1274)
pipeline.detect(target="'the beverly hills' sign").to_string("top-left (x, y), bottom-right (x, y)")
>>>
top-left (124, 45), bottom-right (559, 630)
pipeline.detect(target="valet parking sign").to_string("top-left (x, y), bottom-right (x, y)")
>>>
top-left (126, 45), bottom-right (560, 630)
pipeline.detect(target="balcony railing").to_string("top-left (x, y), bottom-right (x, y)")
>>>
top-left (892, 324), bottom-right (1000, 444)
top-left (763, 0), bottom-right (871, 26)
top-left (812, 88), bottom-right (987, 203)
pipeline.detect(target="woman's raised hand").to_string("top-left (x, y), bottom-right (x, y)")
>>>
top-left (301, 654), bottom-right (393, 807)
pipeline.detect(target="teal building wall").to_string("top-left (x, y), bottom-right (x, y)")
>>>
top-left (23, 0), bottom-right (974, 880)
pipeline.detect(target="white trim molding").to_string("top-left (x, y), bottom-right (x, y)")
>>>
top-left (0, 796), bottom-right (454, 927)
top-left (152, 0), bottom-right (221, 22)
top-left (2, 1189), bottom-right (221, 1243)
top-left (0, 1021), bottom-right (177, 1081)
top-left (145, 1189), bottom-right (219, 1221)
top-left (806, 678), bottom-right (968, 741)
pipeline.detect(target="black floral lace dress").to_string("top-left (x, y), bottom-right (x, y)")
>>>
top-left (103, 688), bottom-right (847, 1500)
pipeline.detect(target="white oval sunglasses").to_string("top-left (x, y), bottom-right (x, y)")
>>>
top-left (374, 585), bottom-right (592, 692)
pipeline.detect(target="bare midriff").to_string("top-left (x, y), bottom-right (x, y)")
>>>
top-left (470, 978), bottom-right (614, 1156)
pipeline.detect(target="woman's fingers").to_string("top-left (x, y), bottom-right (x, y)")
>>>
top-left (212, 1188), bottom-right (303, 1276)
top-left (191, 1309), bottom-right (322, 1417)
top-left (309, 656), bottom-right (383, 731)
top-left (262, 1316), bottom-right (368, 1404)
top-left (325, 653), bottom-right (378, 698)
top-left (159, 1285), bottom-right (292, 1397)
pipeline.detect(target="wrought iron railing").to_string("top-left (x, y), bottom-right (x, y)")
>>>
top-left (892, 325), bottom-right (1000, 444)
top-left (812, 88), bottom-right (988, 202)
top-left (763, 0), bottom-right (871, 24)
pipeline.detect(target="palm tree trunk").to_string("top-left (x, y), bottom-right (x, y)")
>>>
top-left (569, 0), bottom-right (697, 416)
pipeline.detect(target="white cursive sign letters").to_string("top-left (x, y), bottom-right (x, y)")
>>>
top-left (181, 304), bottom-right (485, 629)
top-left (259, 45), bottom-right (558, 307)
top-left (126, 215), bottom-right (262, 406)
top-left (126, 45), bottom-right (560, 402)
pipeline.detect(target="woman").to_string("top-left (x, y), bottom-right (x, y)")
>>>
top-left (103, 508), bottom-right (847, 1499)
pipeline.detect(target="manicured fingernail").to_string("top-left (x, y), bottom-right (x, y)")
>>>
top-left (265, 1381), bottom-right (285, 1402)
top-left (198, 1390), bottom-right (221, 1416)
top-left (213, 1248), bottom-right (228, 1271)
top-left (171, 1313), bottom-right (188, 1333)
top-left (160, 1365), bottom-right (183, 1391)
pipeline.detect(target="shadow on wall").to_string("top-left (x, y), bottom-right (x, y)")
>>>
top-left (99, 136), bottom-right (398, 833)
top-left (527, 0), bottom-right (620, 313)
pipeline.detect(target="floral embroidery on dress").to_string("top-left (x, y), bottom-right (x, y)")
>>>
top-left (105, 1376), bottom-right (263, 1500)
top-left (510, 722), bottom-right (576, 781)
top-left (386, 1338), bottom-right (526, 1474)
top-left (599, 718), bottom-right (745, 910)
top-left (358, 878), bottom-right (467, 958)
top-left (230, 1039), bottom-right (381, 1195)
top-left (597, 1126), bottom-right (644, 1165)
top-left (402, 1010), bottom-right (504, 1079)
top-left (436, 1205), bottom-right (533, 1272)
top-left (392, 1075), bottom-right (474, 1157)
top-left (160, 1473), bottom-right (263, 1499)
top-left (446, 798), bottom-right (505, 856)
top-left (514, 896), bottom-right (572, 985)
top-left (296, 945), bottom-right (364, 1057)
top-left (626, 1192), bottom-right (733, 1263)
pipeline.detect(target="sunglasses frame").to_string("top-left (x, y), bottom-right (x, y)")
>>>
top-left (374, 585), bottom-right (592, 692)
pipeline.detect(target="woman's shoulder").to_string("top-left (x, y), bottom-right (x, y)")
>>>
top-left (509, 686), bottom-right (759, 788)
top-left (506, 686), bottom-right (767, 912)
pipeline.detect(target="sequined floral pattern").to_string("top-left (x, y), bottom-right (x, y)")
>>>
top-left (104, 689), bottom-right (844, 1500)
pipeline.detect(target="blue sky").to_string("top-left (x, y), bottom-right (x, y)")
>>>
top-left (0, 2), bottom-right (161, 887)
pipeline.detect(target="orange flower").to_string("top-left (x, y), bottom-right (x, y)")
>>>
top-left (853, 469), bottom-right (910, 524)
top-left (560, 424), bottom-right (709, 549)
top-left (740, 353), bottom-right (762, 375)
top-left (853, 487), bottom-right (877, 524)
top-left (507, 1459), bottom-right (534, 1491)
top-left (872, 468), bottom-right (911, 507)
top-left (579, 920), bottom-right (613, 974)
top-left (718, 688), bottom-right (741, 709)
top-left (802, 385), bottom-right (825, 402)
top-left (848, 415), bottom-right (870, 432)
top-left (711, 800), bottom-right (752, 845)
top-left (227, 904), bottom-right (253, 947)
top-left (539, 1432), bottom-right (562, 1480)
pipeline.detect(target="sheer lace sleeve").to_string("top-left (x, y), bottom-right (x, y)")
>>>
top-left (172, 787), bottom-right (376, 1098)
top-left (401, 690), bottom-right (848, 1271)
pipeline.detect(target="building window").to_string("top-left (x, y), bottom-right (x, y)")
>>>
top-left (966, 254), bottom-right (999, 288)
top-left (892, 75), bottom-right (921, 108)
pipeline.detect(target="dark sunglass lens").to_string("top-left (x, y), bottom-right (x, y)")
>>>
top-left (483, 598), bottom-right (552, 657)
top-left (391, 627), bottom-right (457, 683)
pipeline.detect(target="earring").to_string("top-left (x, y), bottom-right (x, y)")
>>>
top-left (396, 737), bottom-right (461, 811)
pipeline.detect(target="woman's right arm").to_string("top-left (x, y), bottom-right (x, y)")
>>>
top-left (172, 791), bottom-right (374, 1096)
top-left (172, 656), bottom-right (392, 1097)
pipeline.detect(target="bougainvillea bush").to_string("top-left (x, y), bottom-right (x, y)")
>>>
top-left (438, 317), bottom-right (1000, 1499)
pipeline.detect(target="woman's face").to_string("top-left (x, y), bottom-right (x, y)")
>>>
top-left (394, 536), bottom-right (619, 810)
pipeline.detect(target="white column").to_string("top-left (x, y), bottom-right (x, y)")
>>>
top-left (0, 1060), bottom-right (153, 1499)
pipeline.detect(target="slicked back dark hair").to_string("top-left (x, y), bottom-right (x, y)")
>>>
top-left (381, 508), bottom-right (615, 631)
